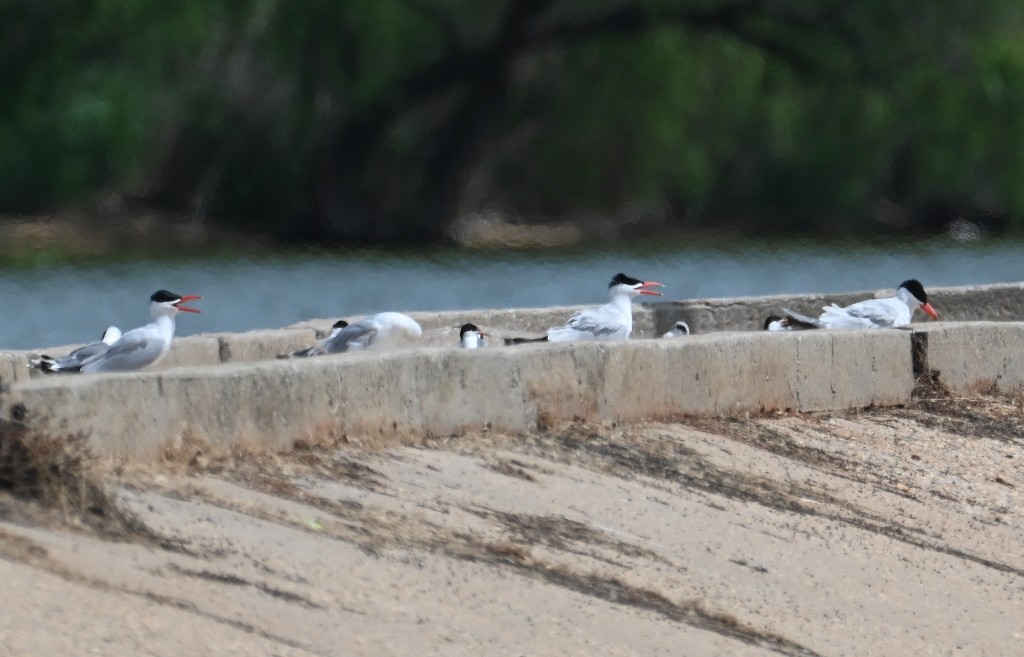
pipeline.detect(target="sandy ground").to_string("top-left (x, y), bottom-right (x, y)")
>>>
top-left (1, 392), bottom-right (1023, 656)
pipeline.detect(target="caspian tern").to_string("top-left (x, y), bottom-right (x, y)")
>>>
top-left (780, 279), bottom-right (939, 330)
top-left (661, 321), bottom-right (691, 338)
top-left (30, 326), bottom-right (123, 373)
top-left (547, 273), bottom-right (663, 342)
top-left (70, 290), bottom-right (201, 374)
top-left (459, 323), bottom-right (486, 348)
top-left (319, 312), bottom-right (422, 353)
top-left (506, 273), bottom-right (664, 344)
top-left (281, 320), bottom-right (350, 358)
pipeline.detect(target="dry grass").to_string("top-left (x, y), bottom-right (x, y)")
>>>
top-left (0, 418), bottom-right (149, 539)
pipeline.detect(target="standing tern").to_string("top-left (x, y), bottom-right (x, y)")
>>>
top-left (661, 321), bottom-right (691, 338)
top-left (506, 273), bottom-right (663, 344)
top-left (30, 326), bottom-right (123, 373)
top-left (780, 279), bottom-right (939, 330)
top-left (547, 273), bottom-right (663, 342)
top-left (70, 290), bottom-right (201, 373)
top-left (459, 323), bottom-right (486, 348)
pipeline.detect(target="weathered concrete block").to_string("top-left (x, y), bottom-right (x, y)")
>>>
top-left (913, 322), bottom-right (1024, 393)
top-left (0, 353), bottom-right (22, 387)
top-left (785, 329), bottom-right (913, 410)
top-left (214, 328), bottom-right (320, 363)
top-left (599, 329), bottom-right (912, 419)
top-left (155, 336), bottom-right (221, 370)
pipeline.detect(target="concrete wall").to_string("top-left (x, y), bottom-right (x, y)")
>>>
top-left (4, 284), bottom-right (1024, 464)
top-left (3, 329), bottom-right (915, 461)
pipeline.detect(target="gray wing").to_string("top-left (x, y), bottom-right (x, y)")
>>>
top-left (322, 320), bottom-right (377, 353)
top-left (81, 331), bottom-right (160, 373)
top-left (66, 341), bottom-right (113, 361)
top-left (565, 309), bottom-right (623, 338)
top-left (841, 299), bottom-right (896, 326)
top-left (31, 339), bottom-right (116, 372)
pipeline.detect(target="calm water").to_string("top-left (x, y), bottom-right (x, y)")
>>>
top-left (1, 239), bottom-right (1021, 349)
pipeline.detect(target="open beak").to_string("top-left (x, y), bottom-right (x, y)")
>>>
top-left (638, 281), bottom-right (664, 297)
top-left (920, 302), bottom-right (938, 320)
top-left (174, 294), bottom-right (202, 313)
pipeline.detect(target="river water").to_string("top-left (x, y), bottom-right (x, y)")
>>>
top-left (1, 238), bottom-right (1020, 349)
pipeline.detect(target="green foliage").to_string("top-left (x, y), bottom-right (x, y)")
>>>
top-left (2, 0), bottom-right (1024, 238)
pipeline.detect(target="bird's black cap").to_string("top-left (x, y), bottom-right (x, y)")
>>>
top-left (609, 273), bottom-right (643, 288)
top-left (898, 279), bottom-right (927, 304)
top-left (332, 320), bottom-right (349, 329)
top-left (151, 290), bottom-right (182, 303)
top-left (460, 323), bottom-right (480, 338)
top-left (763, 315), bottom-right (783, 330)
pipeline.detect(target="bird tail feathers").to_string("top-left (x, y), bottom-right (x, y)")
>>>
top-left (780, 308), bottom-right (823, 329)
top-left (503, 336), bottom-right (549, 345)
top-left (29, 355), bottom-right (79, 373)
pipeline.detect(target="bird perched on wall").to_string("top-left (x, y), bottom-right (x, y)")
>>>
top-left (322, 312), bottom-right (422, 352)
top-left (459, 323), bottom-right (486, 348)
top-left (30, 326), bottom-right (123, 372)
top-left (284, 312), bottom-right (422, 357)
top-left (661, 321), bottom-right (691, 338)
top-left (763, 314), bottom-right (811, 331)
top-left (505, 273), bottom-right (663, 344)
top-left (35, 290), bottom-right (201, 373)
top-left (281, 320), bottom-right (349, 358)
top-left (779, 279), bottom-right (939, 330)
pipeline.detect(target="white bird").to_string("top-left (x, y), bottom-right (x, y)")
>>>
top-left (319, 312), bottom-right (422, 353)
top-left (282, 320), bottom-right (350, 358)
top-left (459, 323), bottom-right (486, 348)
top-left (546, 273), bottom-right (663, 342)
top-left (73, 290), bottom-right (201, 373)
top-left (661, 321), bottom-right (691, 338)
top-left (780, 279), bottom-right (938, 330)
top-left (30, 326), bottom-right (123, 373)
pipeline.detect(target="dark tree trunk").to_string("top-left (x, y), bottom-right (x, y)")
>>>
top-left (308, 0), bottom-right (556, 244)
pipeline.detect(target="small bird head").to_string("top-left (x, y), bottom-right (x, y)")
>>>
top-left (459, 323), bottom-right (486, 348)
top-left (150, 290), bottom-right (201, 315)
top-left (897, 279), bottom-right (938, 320)
top-left (609, 273), bottom-right (664, 298)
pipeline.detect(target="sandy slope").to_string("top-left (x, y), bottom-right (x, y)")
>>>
top-left (1, 394), bottom-right (1022, 656)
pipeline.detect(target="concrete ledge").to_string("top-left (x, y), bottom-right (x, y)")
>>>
top-left (212, 328), bottom-right (319, 364)
top-left (2, 329), bottom-right (914, 461)
top-left (912, 322), bottom-right (1024, 393)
